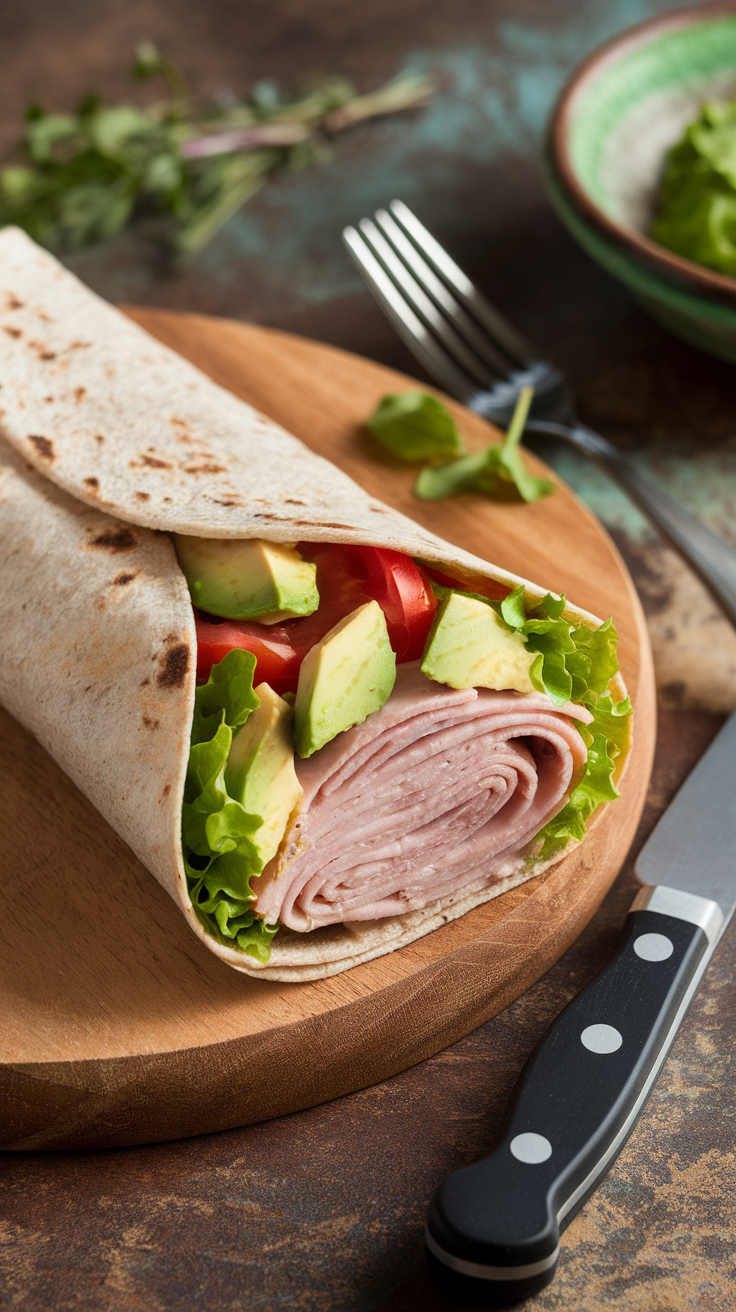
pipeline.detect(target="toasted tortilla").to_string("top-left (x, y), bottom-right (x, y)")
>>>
top-left (0, 227), bottom-right (628, 981)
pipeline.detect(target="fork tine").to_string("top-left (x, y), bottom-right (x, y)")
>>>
top-left (358, 219), bottom-right (492, 389)
top-left (373, 208), bottom-right (513, 378)
top-left (389, 199), bottom-right (533, 366)
top-left (342, 225), bottom-right (479, 403)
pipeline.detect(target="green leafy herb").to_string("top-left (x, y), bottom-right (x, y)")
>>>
top-left (500, 592), bottom-right (633, 861)
top-left (0, 44), bottom-right (434, 262)
top-left (482, 581), bottom-right (632, 859)
top-left (414, 386), bottom-right (554, 503)
top-left (531, 731), bottom-right (621, 863)
top-left (582, 688), bottom-right (633, 755)
top-left (366, 391), bottom-right (465, 461)
top-left (652, 98), bottom-right (736, 277)
top-left (183, 648), bottom-right (279, 961)
top-left (497, 584), bottom-right (628, 712)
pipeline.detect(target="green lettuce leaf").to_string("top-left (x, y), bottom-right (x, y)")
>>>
top-left (572, 617), bottom-right (619, 695)
top-left (182, 648), bottom-right (279, 962)
top-left (492, 584), bottom-right (633, 858)
top-left (530, 685), bottom-right (632, 863)
top-left (366, 391), bottom-right (465, 462)
top-left (582, 690), bottom-right (633, 755)
top-left (414, 386), bottom-right (554, 504)
top-left (191, 647), bottom-right (260, 745)
top-left (531, 733), bottom-right (620, 863)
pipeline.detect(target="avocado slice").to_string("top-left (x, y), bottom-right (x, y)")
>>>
top-left (421, 591), bottom-right (540, 692)
top-left (225, 682), bottom-right (303, 867)
top-left (294, 600), bottom-right (396, 758)
top-left (174, 535), bottom-right (319, 623)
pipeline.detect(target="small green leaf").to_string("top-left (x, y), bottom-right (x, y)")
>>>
top-left (88, 105), bottom-right (150, 156)
top-left (499, 584), bottom-right (527, 631)
top-left (236, 918), bottom-right (280, 961)
top-left (24, 113), bottom-right (80, 164)
top-left (529, 592), bottom-right (567, 622)
top-left (191, 647), bottom-right (260, 744)
top-left (572, 617), bottom-right (620, 695)
top-left (530, 733), bottom-right (620, 863)
top-left (0, 166), bottom-right (39, 204)
top-left (134, 41), bottom-right (166, 80)
top-left (413, 386), bottom-right (553, 504)
top-left (144, 151), bottom-right (184, 195)
top-left (582, 691), bottom-right (632, 756)
top-left (414, 450), bottom-right (486, 500)
top-left (367, 392), bottom-right (465, 463)
top-left (250, 80), bottom-right (283, 111)
top-left (478, 386), bottom-right (554, 503)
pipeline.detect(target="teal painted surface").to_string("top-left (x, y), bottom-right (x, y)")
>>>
top-left (63, 0), bottom-right (733, 554)
top-left (544, 440), bottom-right (736, 546)
top-left (197, 0), bottom-right (688, 307)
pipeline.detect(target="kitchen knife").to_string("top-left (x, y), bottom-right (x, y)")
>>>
top-left (426, 710), bottom-right (736, 1304)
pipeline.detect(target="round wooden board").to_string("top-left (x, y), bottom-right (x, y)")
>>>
top-left (0, 311), bottom-right (655, 1151)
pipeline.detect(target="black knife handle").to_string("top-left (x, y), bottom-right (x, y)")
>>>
top-left (426, 900), bottom-right (720, 1304)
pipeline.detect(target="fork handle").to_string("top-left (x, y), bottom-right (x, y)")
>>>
top-left (527, 420), bottom-right (736, 630)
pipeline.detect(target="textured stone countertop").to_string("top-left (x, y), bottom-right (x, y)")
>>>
top-left (0, 0), bottom-right (734, 1308)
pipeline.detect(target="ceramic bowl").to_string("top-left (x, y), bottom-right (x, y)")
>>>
top-left (546, 2), bottom-right (736, 363)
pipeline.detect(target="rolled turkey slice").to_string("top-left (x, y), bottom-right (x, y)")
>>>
top-left (251, 663), bottom-right (592, 933)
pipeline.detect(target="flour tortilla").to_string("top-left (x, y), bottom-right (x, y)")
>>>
top-left (0, 227), bottom-right (628, 981)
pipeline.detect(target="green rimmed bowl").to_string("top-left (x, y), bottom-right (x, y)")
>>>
top-left (546, 2), bottom-right (736, 363)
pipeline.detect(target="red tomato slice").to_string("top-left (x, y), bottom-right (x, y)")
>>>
top-left (298, 542), bottom-right (437, 663)
top-left (195, 543), bottom-right (439, 684)
top-left (351, 546), bottom-right (437, 661)
top-left (194, 615), bottom-right (301, 693)
top-left (288, 543), bottom-right (368, 656)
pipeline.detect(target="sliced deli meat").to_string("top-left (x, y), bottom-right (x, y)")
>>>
top-left (251, 664), bottom-right (592, 933)
top-left (0, 229), bottom-right (632, 982)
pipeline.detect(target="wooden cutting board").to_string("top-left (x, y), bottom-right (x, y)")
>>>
top-left (0, 311), bottom-right (655, 1151)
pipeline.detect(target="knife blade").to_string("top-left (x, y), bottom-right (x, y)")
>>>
top-left (426, 711), bottom-right (736, 1304)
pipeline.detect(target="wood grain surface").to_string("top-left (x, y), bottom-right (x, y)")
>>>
top-left (0, 310), bottom-right (655, 1152)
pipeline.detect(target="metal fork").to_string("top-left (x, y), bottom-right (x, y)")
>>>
top-left (343, 199), bottom-right (736, 628)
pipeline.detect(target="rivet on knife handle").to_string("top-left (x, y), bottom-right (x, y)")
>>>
top-left (425, 899), bottom-right (719, 1302)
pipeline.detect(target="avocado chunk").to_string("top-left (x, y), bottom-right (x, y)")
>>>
top-left (421, 591), bottom-right (539, 692)
top-left (225, 682), bottom-right (303, 867)
top-left (174, 535), bottom-right (319, 623)
top-left (295, 600), bottom-right (396, 758)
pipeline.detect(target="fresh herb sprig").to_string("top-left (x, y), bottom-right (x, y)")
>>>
top-left (367, 390), bottom-right (465, 461)
top-left (414, 386), bottom-right (553, 503)
top-left (0, 43), bottom-right (434, 262)
top-left (365, 385), bottom-right (553, 504)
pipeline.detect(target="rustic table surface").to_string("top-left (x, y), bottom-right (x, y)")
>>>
top-left (1, 1), bottom-right (734, 1309)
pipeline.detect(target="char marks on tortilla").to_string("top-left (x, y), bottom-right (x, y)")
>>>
top-left (0, 226), bottom-right (628, 981)
top-left (0, 225), bottom-right (567, 612)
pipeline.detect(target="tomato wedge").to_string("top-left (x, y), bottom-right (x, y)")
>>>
top-left (351, 545), bottom-right (437, 661)
top-left (296, 542), bottom-right (437, 662)
top-left (194, 542), bottom-right (438, 684)
top-left (194, 615), bottom-right (302, 693)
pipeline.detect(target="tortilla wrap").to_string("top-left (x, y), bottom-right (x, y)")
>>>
top-left (0, 227), bottom-right (629, 981)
